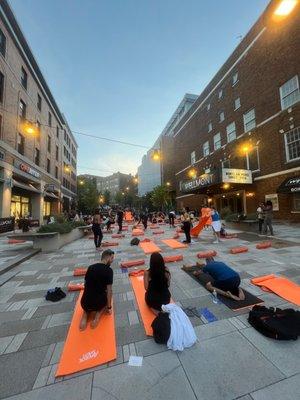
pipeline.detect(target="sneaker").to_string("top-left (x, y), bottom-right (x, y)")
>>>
top-left (55, 287), bottom-right (66, 299)
top-left (212, 240), bottom-right (219, 244)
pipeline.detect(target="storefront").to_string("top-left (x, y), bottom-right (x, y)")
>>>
top-left (277, 176), bottom-right (300, 214)
top-left (177, 168), bottom-right (253, 215)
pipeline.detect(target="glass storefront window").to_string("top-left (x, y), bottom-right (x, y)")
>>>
top-left (43, 201), bottom-right (51, 216)
top-left (10, 196), bottom-right (30, 218)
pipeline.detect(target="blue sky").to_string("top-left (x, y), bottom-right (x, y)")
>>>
top-left (10, 0), bottom-right (269, 176)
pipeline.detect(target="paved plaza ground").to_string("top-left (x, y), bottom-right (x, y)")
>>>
top-left (0, 223), bottom-right (300, 399)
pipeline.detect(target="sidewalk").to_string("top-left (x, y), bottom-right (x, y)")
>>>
top-left (0, 224), bottom-right (299, 399)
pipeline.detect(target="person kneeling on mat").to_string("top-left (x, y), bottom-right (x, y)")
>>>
top-left (79, 249), bottom-right (115, 330)
top-left (144, 252), bottom-right (171, 315)
top-left (193, 257), bottom-right (245, 301)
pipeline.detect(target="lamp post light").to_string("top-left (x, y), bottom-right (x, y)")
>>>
top-left (240, 143), bottom-right (253, 170)
top-left (274, 0), bottom-right (298, 16)
top-left (79, 180), bottom-right (84, 186)
top-left (188, 168), bottom-right (197, 179)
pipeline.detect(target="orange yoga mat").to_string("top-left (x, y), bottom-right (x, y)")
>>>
top-left (8, 239), bottom-right (26, 244)
top-left (120, 259), bottom-right (145, 268)
top-left (230, 246), bottom-right (248, 254)
top-left (124, 211), bottom-right (133, 221)
top-left (129, 271), bottom-right (155, 336)
top-left (251, 274), bottom-right (300, 306)
top-left (162, 239), bottom-right (188, 249)
top-left (139, 241), bottom-right (161, 254)
top-left (112, 234), bottom-right (125, 239)
top-left (102, 242), bottom-right (119, 247)
top-left (191, 216), bottom-right (210, 237)
top-left (56, 292), bottom-right (116, 377)
top-left (68, 282), bottom-right (84, 291)
top-left (132, 229), bottom-right (144, 236)
top-left (73, 268), bottom-right (87, 276)
top-left (164, 254), bottom-right (183, 263)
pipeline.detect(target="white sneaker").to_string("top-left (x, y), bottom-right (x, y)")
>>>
top-left (212, 240), bottom-right (219, 244)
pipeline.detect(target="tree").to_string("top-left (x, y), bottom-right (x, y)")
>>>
top-left (103, 190), bottom-right (111, 205)
top-left (77, 178), bottom-right (99, 214)
top-left (150, 185), bottom-right (171, 211)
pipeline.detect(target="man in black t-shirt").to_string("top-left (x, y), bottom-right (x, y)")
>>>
top-left (79, 249), bottom-right (114, 330)
top-left (117, 208), bottom-right (124, 233)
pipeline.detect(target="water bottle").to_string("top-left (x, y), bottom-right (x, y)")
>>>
top-left (212, 289), bottom-right (218, 304)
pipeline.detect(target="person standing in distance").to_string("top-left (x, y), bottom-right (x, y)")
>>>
top-left (117, 207), bottom-right (124, 234)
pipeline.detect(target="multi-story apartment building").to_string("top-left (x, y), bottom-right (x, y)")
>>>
top-left (138, 93), bottom-right (198, 196)
top-left (79, 172), bottom-right (135, 201)
top-left (0, 0), bottom-right (77, 225)
top-left (173, 0), bottom-right (300, 221)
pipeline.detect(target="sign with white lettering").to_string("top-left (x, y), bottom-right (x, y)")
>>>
top-left (19, 163), bottom-right (40, 179)
top-left (222, 168), bottom-right (252, 184)
top-left (180, 173), bottom-right (215, 193)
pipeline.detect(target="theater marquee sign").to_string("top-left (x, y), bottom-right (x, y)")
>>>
top-left (222, 168), bottom-right (252, 184)
top-left (180, 173), bottom-right (215, 193)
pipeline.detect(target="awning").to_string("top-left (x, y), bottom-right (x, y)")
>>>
top-left (277, 177), bottom-right (300, 193)
top-left (12, 179), bottom-right (40, 193)
top-left (44, 191), bottom-right (59, 199)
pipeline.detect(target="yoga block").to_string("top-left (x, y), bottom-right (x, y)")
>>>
top-left (73, 268), bottom-right (87, 276)
top-left (112, 234), bottom-right (125, 238)
top-left (68, 283), bottom-right (84, 291)
top-left (230, 246), bottom-right (248, 254)
top-left (197, 250), bottom-right (217, 258)
top-left (256, 241), bottom-right (272, 249)
top-left (153, 230), bottom-right (164, 234)
top-left (121, 259), bottom-right (145, 268)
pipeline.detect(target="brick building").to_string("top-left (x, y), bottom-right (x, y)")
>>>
top-left (0, 0), bottom-right (77, 226)
top-left (172, 0), bottom-right (300, 221)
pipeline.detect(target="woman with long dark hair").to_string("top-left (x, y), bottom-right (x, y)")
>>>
top-left (92, 209), bottom-right (103, 249)
top-left (144, 252), bottom-right (171, 314)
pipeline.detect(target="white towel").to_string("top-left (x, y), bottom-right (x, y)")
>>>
top-left (161, 303), bottom-right (197, 351)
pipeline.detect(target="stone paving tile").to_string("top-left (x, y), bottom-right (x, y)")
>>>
top-left (241, 327), bottom-right (300, 376)
top-left (2, 373), bottom-right (93, 400)
top-left (0, 309), bottom-right (27, 324)
top-left (32, 301), bottom-right (76, 318)
top-left (116, 324), bottom-right (147, 346)
top-left (0, 345), bottom-right (49, 398)
top-left (250, 373), bottom-right (300, 400)
top-left (178, 331), bottom-right (284, 400)
top-left (46, 312), bottom-right (72, 329)
top-left (0, 316), bottom-right (45, 337)
top-left (19, 325), bottom-right (68, 351)
top-left (8, 290), bottom-right (48, 302)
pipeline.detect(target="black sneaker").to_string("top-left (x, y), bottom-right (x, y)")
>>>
top-left (55, 287), bottom-right (66, 299)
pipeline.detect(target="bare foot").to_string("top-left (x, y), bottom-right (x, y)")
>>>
top-left (79, 313), bottom-right (88, 331)
top-left (90, 312), bottom-right (101, 329)
top-left (193, 270), bottom-right (201, 277)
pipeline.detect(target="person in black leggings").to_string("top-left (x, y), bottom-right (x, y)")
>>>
top-left (92, 210), bottom-right (103, 249)
top-left (117, 208), bottom-right (124, 233)
top-left (181, 208), bottom-right (191, 244)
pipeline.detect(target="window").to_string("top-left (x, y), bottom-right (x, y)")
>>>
top-left (37, 94), bottom-right (42, 111)
top-left (214, 133), bottom-right (221, 150)
top-left (21, 67), bottom-right (27, 90)
top-left (207, 103), bottom-right (211, 111)
top-left (285, 126), bottom-right (300, 162)
top-left (243, 108), bottom-right (256, 132)
top-left (55, 166), bottom-right (58, 179)
top-left (280, 76), bottom-right (300, 110)
top-left (234, 97), bottom-right (241, 110)
top-left (64, 129), bottom-right (67, 141)
top-left (226, 122), bottom-right (236, 143)
top-left (0, 71), bottom-right (4, 104)
top-left (222, 159), bottom-right (230, 168)
top-left (219, 111), bottom-right (225, 123)
top-left (191, 151), bottom-right (196, 165)
top-left (203, 141), bottom-right (210, 156)
top-left (19, 99), bottom-right (26, 120)
top-left (232, 72), bottom-right (239, 86)
top-left (48, 112), bottom-right (52, 127)
top-left (218, 89), bottom-right (223, 99)
top-left (248, 146), bottom-right (260, 171)
top-left (293, 194), bottom-right (300, 211)
top-left (0, 28), bottom-right (6, 57)
top-left (56, 145), bottom-right (59, 161)
top-left (34, 148), bottom-right (40, 165)
top-left (0, 114), bottom-right (2, 139)
top-left (56, 126), bottom-right (59, 138)
top-left (208, 122), bottom-right (212, 132)
top-left (36, 120), bottom-right (41, 139)
top-left (17, 133), bottom-right (25, 155)
top-left (47, 158), bottom-right (50, 173)
top-left (47, 135), bottom-right (51, 152)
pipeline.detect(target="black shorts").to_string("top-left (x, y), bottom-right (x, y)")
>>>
top-left (214, 276), bottom-right (241, 292)
top-left (80, 295), bottom-right (107, 312)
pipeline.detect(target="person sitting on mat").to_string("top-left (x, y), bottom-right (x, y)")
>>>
top-left (189, 257), bottom-right (245, 301)
top-left (79, 249), bottom-right (115, 330)
top-left (144, 252), bottom-right (171, 315)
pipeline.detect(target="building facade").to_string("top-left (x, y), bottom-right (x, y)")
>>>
top-left (173, 0), bottom-right (300, 221)
top-left (0, 0), bottom-right (77, 226)
top-left (137, 93), bottom-right (198, 196)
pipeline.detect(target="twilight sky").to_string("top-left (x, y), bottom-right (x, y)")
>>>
top-left (9, 0), bottom-right (269, 177)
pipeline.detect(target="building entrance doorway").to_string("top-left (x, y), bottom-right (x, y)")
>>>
top-left (215, 190), bottom-right (245, 215)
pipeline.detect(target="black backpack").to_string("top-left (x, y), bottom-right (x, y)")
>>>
top-left (151, 312), bottom-right (171, 344)
top-left (130, 238), bottom-right (140, 246)
top-left (248, 305), bottom-right (300, 340)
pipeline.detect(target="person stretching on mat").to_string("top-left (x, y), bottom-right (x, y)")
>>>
top-left (79, 249), bottom-right (115, 330)
top-left (144, 252), bottom-right (171, 315)
top-left (192, 257), bottom-right (245, 301)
